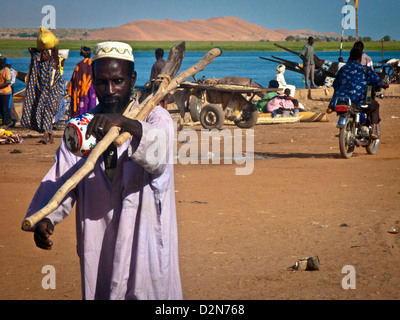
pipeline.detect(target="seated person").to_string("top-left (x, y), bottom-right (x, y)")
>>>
top-left (281, 88), bottom-right (302, 116)
top-left (267, 89), bottom-right (295, 117)
top-left (275, 64), bottom-right (296, 97)
top-left (255, 80), bottom-right (280, 113)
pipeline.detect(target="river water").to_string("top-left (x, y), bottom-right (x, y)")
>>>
top-left (6, 50), bottom-right (400, 94)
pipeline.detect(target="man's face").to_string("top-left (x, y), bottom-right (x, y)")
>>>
top-left (93, 58), bottom-right (136, 114)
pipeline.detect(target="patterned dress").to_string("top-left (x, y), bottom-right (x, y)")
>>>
top-left (21, 53), bottom-right (63, 132)
top-left (67, 58), bottom-right (96, 118)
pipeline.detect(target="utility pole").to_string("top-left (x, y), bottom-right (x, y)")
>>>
top-left (354, 0), bottom-right (359, 41)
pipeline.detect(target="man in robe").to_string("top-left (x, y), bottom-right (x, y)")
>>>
top-left (67, 46), bottom-right (97, 117)
top-left (23, 41), bottom-right (183, 300)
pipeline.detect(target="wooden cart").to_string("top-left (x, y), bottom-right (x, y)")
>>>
top-left (177, 79), bottom-right (277, 130)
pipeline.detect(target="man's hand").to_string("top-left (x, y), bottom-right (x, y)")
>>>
top-left (34, 218), bottom-right (54, 250)
top-left (86, 113), bottom-right (142, 141)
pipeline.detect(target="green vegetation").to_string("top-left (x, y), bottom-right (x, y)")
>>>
top-left (1, 39), bottom-right (400, 54)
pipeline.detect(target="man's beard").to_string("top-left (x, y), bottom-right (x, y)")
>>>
top-left (99, 94), bottom-right (131, 114)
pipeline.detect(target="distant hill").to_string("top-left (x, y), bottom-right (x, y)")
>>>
top-left (0, 17), bottom-right (344, 42)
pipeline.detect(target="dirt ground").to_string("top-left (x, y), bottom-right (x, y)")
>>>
top-left (1, 97), bottom-right (399, 300)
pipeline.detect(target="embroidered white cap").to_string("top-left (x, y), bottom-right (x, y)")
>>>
top-left (92, 41), bottom-right (134, 62)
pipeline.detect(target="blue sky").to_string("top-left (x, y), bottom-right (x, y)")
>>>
top-left (2, 0), bottom-right (399, 40)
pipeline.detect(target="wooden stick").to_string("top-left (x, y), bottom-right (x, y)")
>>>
top-left (114, 47), bottom-right (223, 147)
top-left (21, 44), bottom-right (222, 231)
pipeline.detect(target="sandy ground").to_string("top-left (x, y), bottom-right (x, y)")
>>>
top-left (1, 97), bottom-right (399, 301)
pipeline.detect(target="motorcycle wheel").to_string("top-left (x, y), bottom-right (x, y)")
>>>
top-left (339, 118), bottom-right (355, 159)
top-left (366, 123), bottom-right (381, 155)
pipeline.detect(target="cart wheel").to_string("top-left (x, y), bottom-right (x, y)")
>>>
top-left (200, 104), bottom-right (224, 130)
top-left (234, 103), bottom-right (259, 128)
top-left (189, 95), bottom-right (202, 122)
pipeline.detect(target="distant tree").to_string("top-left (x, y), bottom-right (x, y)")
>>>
top-left (383, 35), bottom-right (391, 41)
top-left (285, 35), bottom-right (296, 41)
top-left (361, 36), bottom-right (371, 42)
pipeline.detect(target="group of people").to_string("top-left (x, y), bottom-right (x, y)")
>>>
top-left (257, 37), bottom-right (386, 132)
top-left (19, 30), bottom-right (387, 300)
top-left (17, 28), bottom-right (167, 144)
top-left (254, 37), bottom-right (314, 117)
top-left (19, 29), bottom-right (98, 144)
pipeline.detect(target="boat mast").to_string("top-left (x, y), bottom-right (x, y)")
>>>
top-left (354, 0), bottom-right (359, 41)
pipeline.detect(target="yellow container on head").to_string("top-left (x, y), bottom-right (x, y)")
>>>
top-left (37, 26), bottom-right (59, 50)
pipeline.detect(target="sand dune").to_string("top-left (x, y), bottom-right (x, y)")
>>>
top-left (86, 16), bottom-right (341, 41)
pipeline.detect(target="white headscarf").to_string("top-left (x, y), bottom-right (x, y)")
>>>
top-left (276, 64), bottom-right (285, 73)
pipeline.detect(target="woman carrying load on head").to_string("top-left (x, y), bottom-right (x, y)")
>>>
top-left (21, 27), bottom-right (64, 144)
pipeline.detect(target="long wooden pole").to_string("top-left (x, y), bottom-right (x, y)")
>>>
top-left (21, 44), bottom-right (222, 231)
top-left (114, 46), bottom-right (223, 147)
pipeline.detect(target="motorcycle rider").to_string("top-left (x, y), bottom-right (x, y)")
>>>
top-left (328, 48), bottom-right (388, 139)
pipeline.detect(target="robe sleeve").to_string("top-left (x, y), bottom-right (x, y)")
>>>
top-left (128, 106), bottom-right (172, 176)
top-left (24, 140), bottom-right (80, 230)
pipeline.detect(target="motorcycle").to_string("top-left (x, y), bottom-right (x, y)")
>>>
top-left (331, 95), bottom-right (380, 159)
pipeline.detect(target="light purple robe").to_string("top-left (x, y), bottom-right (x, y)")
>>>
top-left (24, 105), bottom-right (182, 300)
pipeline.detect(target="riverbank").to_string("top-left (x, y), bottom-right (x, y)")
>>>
top-left (1, 40), bottom-right (400, 53)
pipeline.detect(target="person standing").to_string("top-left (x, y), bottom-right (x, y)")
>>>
top-left (67, 46), bottom-right (97, 117)
top-left (53, 50), bottom-right (69, 126)
top-left (0, 56), bottom-right (13, 127)
top-left (23, 41), bottom-right (182, 300)
top-left (150, 48), bottom-right (166, 81)
top-left (21, 41), bottom-right (64, 144)
top-left (150, 48), bottom-right (167, 109)
top-left (301, 36), bottom-right (318, 89)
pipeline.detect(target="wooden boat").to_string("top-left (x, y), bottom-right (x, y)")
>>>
top-left (257, 111), bottom-right (328, 124)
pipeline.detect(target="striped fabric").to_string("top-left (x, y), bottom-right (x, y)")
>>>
top-left (21, 54), bottom-right (63, 132)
